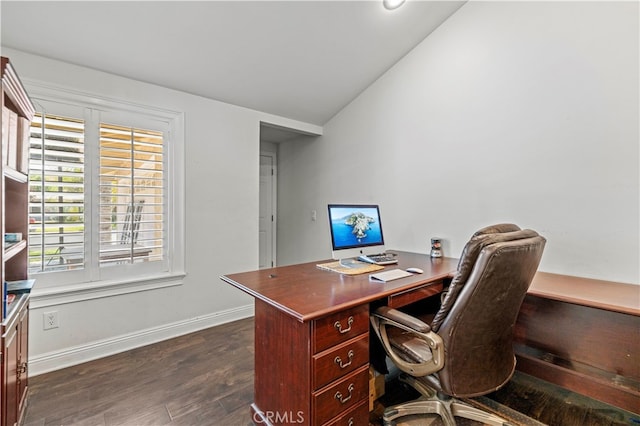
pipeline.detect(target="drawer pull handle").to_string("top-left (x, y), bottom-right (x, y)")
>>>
top-left (348, 418), bottom-right (354, 426)
top-left (334, 383), bottom-right (355, 405)
top-left (334, 316), bottom-right (354, 334)
top-left (334, 350), bottom-right (355, 369)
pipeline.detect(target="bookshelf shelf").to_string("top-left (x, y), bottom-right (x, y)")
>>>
top-left (4, 166), bottom-right (28, 183)
top-left (4, 239), bottom-right (27, 262)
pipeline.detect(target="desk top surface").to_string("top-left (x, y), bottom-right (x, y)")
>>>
top-left (529, 272), bottom-right (640, 316)
top-left (221, 251), bottom-right (458, 322)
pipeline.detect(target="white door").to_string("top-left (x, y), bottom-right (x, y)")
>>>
top-left (259, 153), bottom-right (276, 268)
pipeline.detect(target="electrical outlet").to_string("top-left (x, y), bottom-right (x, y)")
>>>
top-left (43, 311), bottom-right (59, 330)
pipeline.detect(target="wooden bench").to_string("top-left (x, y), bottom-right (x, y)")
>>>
top-left (514, 272), bottom-right (640, 413)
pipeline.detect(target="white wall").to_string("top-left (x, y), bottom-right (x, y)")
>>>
top-left (1, 47), bottom-right (320, 374)
top-left (278, 1), bottom-right (639, 285)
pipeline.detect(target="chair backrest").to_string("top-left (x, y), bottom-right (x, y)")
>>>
top-left (431, 223), bottom-right (528, 331)
top-left (430, 225), bottom-right (546, 397)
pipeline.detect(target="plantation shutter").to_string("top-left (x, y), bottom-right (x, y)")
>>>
top-left (98, 123), bottom-right (164, 266)
top-left (28, 113), bottom-right (85, 272)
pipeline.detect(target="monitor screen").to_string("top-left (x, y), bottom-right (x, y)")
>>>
top-left (327, 204), bottom-right (386, 260)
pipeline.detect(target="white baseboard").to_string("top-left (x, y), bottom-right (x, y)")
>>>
top-left (28, 304), bottom-right (254, 377)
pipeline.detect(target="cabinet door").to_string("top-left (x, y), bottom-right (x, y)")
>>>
top-left (0, 348), bottom-right (2, 426)
top-left (4, 324), bottom-right (18, 426)
top-left (17, 305), bottom-right (28, 419)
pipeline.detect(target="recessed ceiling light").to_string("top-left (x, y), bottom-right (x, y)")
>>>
top-left (383, 0), bottom-right (406, 10)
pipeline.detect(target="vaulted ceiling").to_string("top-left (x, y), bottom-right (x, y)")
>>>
top-left (1, 1), bottom-right (465, 126)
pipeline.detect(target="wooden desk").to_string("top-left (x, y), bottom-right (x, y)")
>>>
top-left (221, 251), bottom-right (458, 426)
top-left (514, 272), bottom-right (639, 413)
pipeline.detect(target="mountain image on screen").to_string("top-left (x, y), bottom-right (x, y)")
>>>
top-left (346, 213), bottom-right (374, 239)
top-left (332, 211), bottom-right (382, 247)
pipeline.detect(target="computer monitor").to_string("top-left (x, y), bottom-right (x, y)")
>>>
top-left (327, 204), bottom-right (386, 261)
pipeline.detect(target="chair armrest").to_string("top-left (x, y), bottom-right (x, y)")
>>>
top-left (375, 306), bottom-right (431, 333)
top-left (371, 306), bottom-right (444, 377)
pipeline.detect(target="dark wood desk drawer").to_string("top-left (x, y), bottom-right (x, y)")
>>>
top-left (313, 365), bottom-right (369, 426)
top-left (313, 334), bottom-right (369, 390)
top-left (312, 305), bottom-right (369, 353)
top-left (387, 281), bottom-right (443, 309)
top-left (324, 399), bottom-right (369, 426)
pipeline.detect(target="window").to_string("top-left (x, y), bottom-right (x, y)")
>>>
top-left (98, 123), bottom-right (164, 266)
top-left (25, 89), bottom-right (184, 294)
top-left (29, 113), bottom-right (85, 272)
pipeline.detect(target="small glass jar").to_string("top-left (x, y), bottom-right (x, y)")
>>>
top-left (430, 238), bottom-right (442, 258)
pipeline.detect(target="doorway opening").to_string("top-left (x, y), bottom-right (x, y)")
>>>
top-left (259, 122), bottom-right (320, 269)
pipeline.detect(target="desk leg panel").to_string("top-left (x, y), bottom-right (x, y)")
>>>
top-left (254, 299), bottom-right (312, 425)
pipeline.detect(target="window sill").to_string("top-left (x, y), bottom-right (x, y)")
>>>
top-left (29, 272), bottom-right (186, 309)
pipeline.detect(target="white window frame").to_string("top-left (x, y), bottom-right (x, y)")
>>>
top-left (25, 80), bottom-right (185, 305)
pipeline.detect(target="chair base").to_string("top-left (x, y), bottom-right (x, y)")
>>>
top-left (382, 375), bottom-right (515, 426)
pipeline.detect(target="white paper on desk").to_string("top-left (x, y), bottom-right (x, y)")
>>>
top-left (369, 269), bottom-right (412, 282)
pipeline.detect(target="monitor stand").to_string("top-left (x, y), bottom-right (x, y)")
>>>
top-left (338, 258), bottom-right (366, 268)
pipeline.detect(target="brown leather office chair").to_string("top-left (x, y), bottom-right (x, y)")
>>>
top-left (371, 224), bottom-right (546, 425)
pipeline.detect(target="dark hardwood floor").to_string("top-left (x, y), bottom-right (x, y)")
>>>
top-left (23, 318), bottom-right (256, 426)
top-left (23, 317), bottom-right (636, 426)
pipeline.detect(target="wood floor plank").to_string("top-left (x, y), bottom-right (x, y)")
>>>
top-left (57, 412), bottom-right (106, 426)
top-left (104, 403), bottom-right (172, 426)
top-left (217, 382), bottom-right (254, 414)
